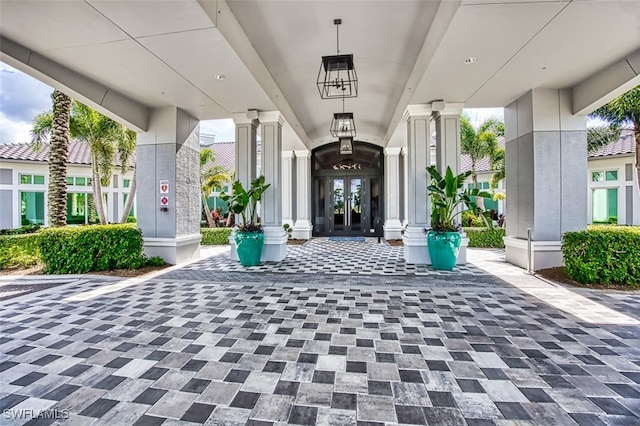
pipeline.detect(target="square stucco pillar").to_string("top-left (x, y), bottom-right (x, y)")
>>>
top-left (384, 147), bottom-right (403, 240)
top-left (229, 113), bottom-right (258, 260)
top-left (293, 149), bottom-right (312, 239)
top-left (504, 88), bottom-right (587, 270)
top-left (433, 104), bottom-right (468, 264)
top-left (403, 105), bottom-right (432, 264)
top-left (282, 150), bottom-right (294, 228)
top-left (259, 111), bottom-right (287, 261)
top-left (137, 107), bottom-right (201, 265)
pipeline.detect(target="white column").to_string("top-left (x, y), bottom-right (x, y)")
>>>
top-left (229, 112), bottom-right (258, 260)
top-left (137, 107), bottom-right (201, 264)
top-left (433, 103), bottom-right (464, 175)
top-left (282, 150), bottom-right (294, 228)
top-left (504, 88), bottom-right (587, 270)
top-left (384, 147), bottom-right (403, 239)
top-left (402, 149), bottom-right (409, 228)
top-left (293, 149), bottom-right (312, 239)
top-left (403, 105), bottom-right (432, 264)
top-left (259, 111), bottom-right (287, 261)
top-left (433, 103), bottom-right (468, 264)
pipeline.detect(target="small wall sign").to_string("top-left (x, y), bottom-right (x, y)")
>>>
top-left (160, 196), bottom-right (169, 206)
top-left (159, 180), bottom-right (169, 193)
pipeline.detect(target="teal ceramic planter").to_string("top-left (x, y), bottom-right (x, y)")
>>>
top-left (235, 231), bottom-right (264, 266)
top-left (427, 231), bottom-right (461, 271)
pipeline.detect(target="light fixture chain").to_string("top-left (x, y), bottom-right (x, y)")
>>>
top-left (336, 20), bottom-right (340, 55)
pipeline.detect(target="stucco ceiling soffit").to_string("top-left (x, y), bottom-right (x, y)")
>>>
top-left (205, 0), bottom-right (313, 148)
top-left (382, 0), bottom-right (461, 143)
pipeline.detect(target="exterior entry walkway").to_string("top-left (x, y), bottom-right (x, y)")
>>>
top-left (1, 242), bottom-right (640, 425)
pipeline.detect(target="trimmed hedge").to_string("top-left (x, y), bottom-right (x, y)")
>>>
top-left (464, 227), bottom-right (506, 248)
top-left (201, 227), bottom-right (232, 245)
top-left (38, 225), bottom-right (146, 274)
top-left (0, 234), bottom-right (40, 269)
top-left (0, 224), bottom-right (41, 236)
top-left (562, 226), bottom-right (640, 287)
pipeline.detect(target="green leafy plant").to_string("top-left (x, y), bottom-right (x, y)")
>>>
top-left (220, 176), bottom-right (270, 233)
top-left (562, 226), bottom-right (640, 287)
top-left (464, 227), bottom-right (506, 248)
top-left (426, 166), bottom-right (491, 233)
top-left (0, 234), bottom-right (41, 269)
top-left (201, 228), bottom-right (233, 245)
top-left (283, 223), bottom-right (293, 239)
top-left (38, 224), bottom-right (146, 274)
top-left (145, 256), bottom-right (166, 267)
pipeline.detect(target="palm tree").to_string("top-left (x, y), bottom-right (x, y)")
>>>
top-left (589, 85), bottom-right (640, 195)
top-left (31, 100), bottom-right (136, 225)
top-left (200, 148), bottom-right (231, 227)
top-left (587, 126), bottom-right (622, 153)
top-left (118, 129), bottom-right (137, 223)
top-left (31, 90), bottom-right (72, 227)
top-left (460, 114), bottom-right (503, 225)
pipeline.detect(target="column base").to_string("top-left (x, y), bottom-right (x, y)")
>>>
top-left (262, 226), bottom-right (288, 261)
top-left (402, 227), bottom-right (469, 265)
top-left (383, 219), bottom-right (403, 240)
top-left (504, 236), bottom-right (563, 271)
top-left (292, 220), bottom-right (312, 240)
top-left (143, 234), bottom-right (201, 265)
top-left (403, 225), bottom-right (430, 264)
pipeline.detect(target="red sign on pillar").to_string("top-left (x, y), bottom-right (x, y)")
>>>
top-left (160, 196), bottom-right (169, 206)
top-left (159, 180), bottom-right (169, 193)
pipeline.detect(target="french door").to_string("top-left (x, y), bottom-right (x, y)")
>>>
top-left (329, 176), bottom-right (363, 235)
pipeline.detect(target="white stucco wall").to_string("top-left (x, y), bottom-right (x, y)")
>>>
top-left (0, 160), bottom-right (135, 229)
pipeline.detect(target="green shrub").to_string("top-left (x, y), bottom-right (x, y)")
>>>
top-left (201, 227), bottom-right (232, 245)
top-left (461, 211), bottom-right (485, 228)
top-left (562, 226), bottom-right (640, 287)
top-left (0, 234), bottom-right (41, 269)
top-left (464, 227), bottom-right (505, 248)
top-left (38, 224), bottom-right (146, 274)
top-left (146, 256), bottom-right (166, 267)
top-left (0, 224), bottom-right (42, 236)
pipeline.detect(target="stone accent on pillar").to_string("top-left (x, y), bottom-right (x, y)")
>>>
top-left (137, 107), bottom-right (201, 264)
top-left (259, 111), bottom-right (287, 261)
top-left (504, 88), bottom-right (587, 270)
top-left (384, 147), bottom-right (403, 240)
top-left (403, 105), bottom-right (432, 264)
top-left (293, 149), bottom-right (312, 240)
top-left (433, 103), bottom-right (468, 264)
top-left (282, 150), bottom-right (294, 228)
top-left (229, 113), bottom-right (259, 260)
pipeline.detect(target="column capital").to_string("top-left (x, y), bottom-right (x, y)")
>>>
top-left (403, 104), bottom-right (432, 121)
top-left (384, 147), bottom-right (402, 156)
top-left (232, 112), bottom-right (259, 127)
top-left (282, 150), bottom-right (295, 159)
top-left (294, 149), bottom-right (311, 159)
top-left (433, 102), bottom-right (464, 117)
top-left (258, 111), bottom-right (285, 126)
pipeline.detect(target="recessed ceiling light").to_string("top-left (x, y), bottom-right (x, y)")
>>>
top-left (464, 57), bottom-right (477, 65)
top-left (214, 74), bottom-right (225, 80)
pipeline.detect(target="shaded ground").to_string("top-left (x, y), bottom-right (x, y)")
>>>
top-left (537, 267), bottom-right (639, 292)
top-left (386, 239), bottom-right (403, 247)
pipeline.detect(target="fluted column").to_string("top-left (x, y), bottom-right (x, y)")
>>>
top-left (293, 149), bottom-right (312, 239)
top-left (384, 147), bottom-right (403, 239)
top-left (282, 150), bottom-right (294, 228)
top-left (259, 111), bottom-right (287, 261)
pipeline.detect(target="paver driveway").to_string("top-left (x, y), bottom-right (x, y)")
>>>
top-left (1, 244), bottom-right (639, 425)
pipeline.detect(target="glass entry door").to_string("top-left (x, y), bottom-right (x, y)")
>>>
top-left (330, 177), bottom-right (363, 235)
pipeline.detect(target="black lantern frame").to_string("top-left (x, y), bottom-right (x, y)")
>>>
top-left (330, 112), bottom-right (357, 138)
top-left (317, 19), bottom-right (358, 99)
top-left (339, 137), bottom-right (354, 155)
top-left (317, 54), bottom-right (358, 99)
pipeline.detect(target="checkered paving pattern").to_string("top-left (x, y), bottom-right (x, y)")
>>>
top-left (1, 275), bottom-right (640, 425)
top-left (168, 239), bottom-right (487, 279)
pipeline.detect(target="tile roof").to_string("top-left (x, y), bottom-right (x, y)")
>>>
top-left (201, 141), bottom-right (235, 173)
top-left (0, 141), bottom-right (133, 167)
top-left (588, 130), bottom-right (635, 158)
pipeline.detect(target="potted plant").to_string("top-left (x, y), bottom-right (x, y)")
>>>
top-left (220, 176), bottom-right (270, 266)
top-left (426, 165), bottom-right (491, 270)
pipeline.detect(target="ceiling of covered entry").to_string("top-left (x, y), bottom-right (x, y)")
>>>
top-left (1, 0), bottom-right (638, 149)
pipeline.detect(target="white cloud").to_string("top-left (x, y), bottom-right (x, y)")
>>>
top-left (201, 119), bottom-right (235, 142)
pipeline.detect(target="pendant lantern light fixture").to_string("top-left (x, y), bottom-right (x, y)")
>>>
top-left (317, 19), bottom-right (358, 99)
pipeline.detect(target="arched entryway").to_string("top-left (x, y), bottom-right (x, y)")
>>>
top-left (312, 141), bottom-right (384, 237)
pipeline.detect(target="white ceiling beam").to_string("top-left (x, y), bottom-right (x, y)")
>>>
top-left (383, 0), bottom-right (462, 145)
top-left (0, 36), bottom-right (149, 132)
top-left (207, 0), bottom-right (312, 148)
top-left (572, 47), bottom-right (640, 116)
